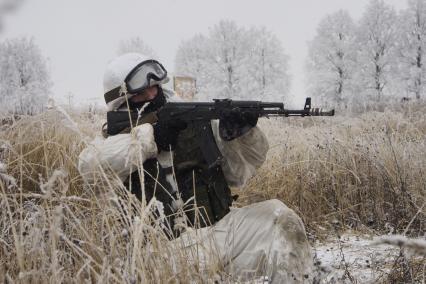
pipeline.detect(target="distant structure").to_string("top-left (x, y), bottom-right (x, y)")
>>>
top-left (173, 76), bottom-right (196, 101)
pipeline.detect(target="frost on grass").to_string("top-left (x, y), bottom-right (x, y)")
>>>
top-left (0, 102), bottom-right (425, 282)
top-left (0, 159), bottom-right (16, 188)
top-left (39, 169), bottom-right (68, 199)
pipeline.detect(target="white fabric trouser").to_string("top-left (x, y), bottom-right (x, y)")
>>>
top-left (174, 199), bottom-right (313, 283)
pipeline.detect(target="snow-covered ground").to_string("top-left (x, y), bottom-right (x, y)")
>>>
top-left (313, 233), bottom-right (401, 283)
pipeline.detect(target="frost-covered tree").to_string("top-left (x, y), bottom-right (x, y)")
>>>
top-left (206, 20), bottom-right (247, 99)
top-left (0, 37), bottom-right (51, 115)
top-left (396, 0), bottom-right (426, 99)
top-left (175, 20), bottom-right (290, 101)
top-left (175, 20), bottom-right (246, 100)
top-left (306, 10), bottom-right (357, 108)
top-left (242, 27), bottom-right (290, 102)
top-left (117, 37), bottom-right (157, 59)
top-left (355, 0), bottom-right (398, 103)
top-left (175, 34), bottom-right (210, 95)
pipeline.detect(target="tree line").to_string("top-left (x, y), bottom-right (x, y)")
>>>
top-left (174, 20), bottom-right (290, 102)
top-left (2, 0), bottom-right (423, 115)
top-left (307, 0), bottom-right (426, 111)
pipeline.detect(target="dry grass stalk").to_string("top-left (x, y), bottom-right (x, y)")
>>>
top-left (241, 102), bottom-right (426, 236)
top-left (0, 101), bottom-right (425, 282)
top-left (0, 109), bottom-right (224, 282)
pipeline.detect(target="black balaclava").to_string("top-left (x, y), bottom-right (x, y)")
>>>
top-left (125, 86), bottom-right (167, 113)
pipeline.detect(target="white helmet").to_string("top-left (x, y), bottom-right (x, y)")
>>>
top-left (103, 53), bottom-right (169, 111)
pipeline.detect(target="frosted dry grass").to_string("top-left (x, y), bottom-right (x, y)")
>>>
top-left (0, 109), bottom-right (224, 283)
top-left (0, 103), bottom-right (425, 282)
top-left (242, 104), bottom-right (426, 235)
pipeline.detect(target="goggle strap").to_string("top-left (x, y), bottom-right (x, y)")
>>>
top-left (104, 86), bottom-right (121, 104)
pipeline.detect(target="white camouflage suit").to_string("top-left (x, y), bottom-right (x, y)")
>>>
top-left (78, 53), bottom-right (313, 283)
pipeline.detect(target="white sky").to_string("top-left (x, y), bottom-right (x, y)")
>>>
top-left (1, 0), bottom-right (407, 106)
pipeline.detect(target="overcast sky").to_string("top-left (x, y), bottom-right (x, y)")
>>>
top-left (1, 0), bottom-right (407, 106)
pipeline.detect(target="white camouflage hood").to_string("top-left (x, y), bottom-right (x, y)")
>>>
top-left (103, 53), bottom-right (171, 111)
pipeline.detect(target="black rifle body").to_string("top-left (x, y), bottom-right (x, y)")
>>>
top-left (106, 97), bottom-right (334, 168)
top-left (107, 97), bottom-right (334, 136)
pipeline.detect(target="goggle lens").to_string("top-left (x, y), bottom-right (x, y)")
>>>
top-left (126, 60), bottom-right (167, 93)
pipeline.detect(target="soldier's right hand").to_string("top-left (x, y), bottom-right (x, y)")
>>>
top-left (153, 120), bottom-right (187, 151)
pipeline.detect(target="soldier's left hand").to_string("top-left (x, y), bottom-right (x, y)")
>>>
top-left (219, 108), bottom-right (258, 141)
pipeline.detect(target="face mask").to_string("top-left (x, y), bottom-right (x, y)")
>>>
top-left (125, 87), bottom-right (167, 112)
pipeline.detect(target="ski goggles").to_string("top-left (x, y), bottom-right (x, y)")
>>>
top-left (124, 59), bottom-right (168, 94)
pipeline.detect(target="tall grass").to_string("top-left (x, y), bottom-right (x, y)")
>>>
top-left (242, 103), bottom-right (426, 236)
top-left (0, 102), bottom-right (425, 281)
top-left (0, 110), bottom-right (223, 282)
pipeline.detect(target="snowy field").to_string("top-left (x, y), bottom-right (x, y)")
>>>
top-left (313, 233), bottom-right (426, 283)
top-left (313, 233), bottom-right (399, 283)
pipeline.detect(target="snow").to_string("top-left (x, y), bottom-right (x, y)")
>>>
top-left (313, 233), bottom-right (400, 283)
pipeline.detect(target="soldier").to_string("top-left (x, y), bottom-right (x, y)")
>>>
top-left (78, 53), bottom-right (313, 283)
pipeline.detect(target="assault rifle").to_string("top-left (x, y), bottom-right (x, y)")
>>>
top-left (106, 97), bottom-right (334, 168)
